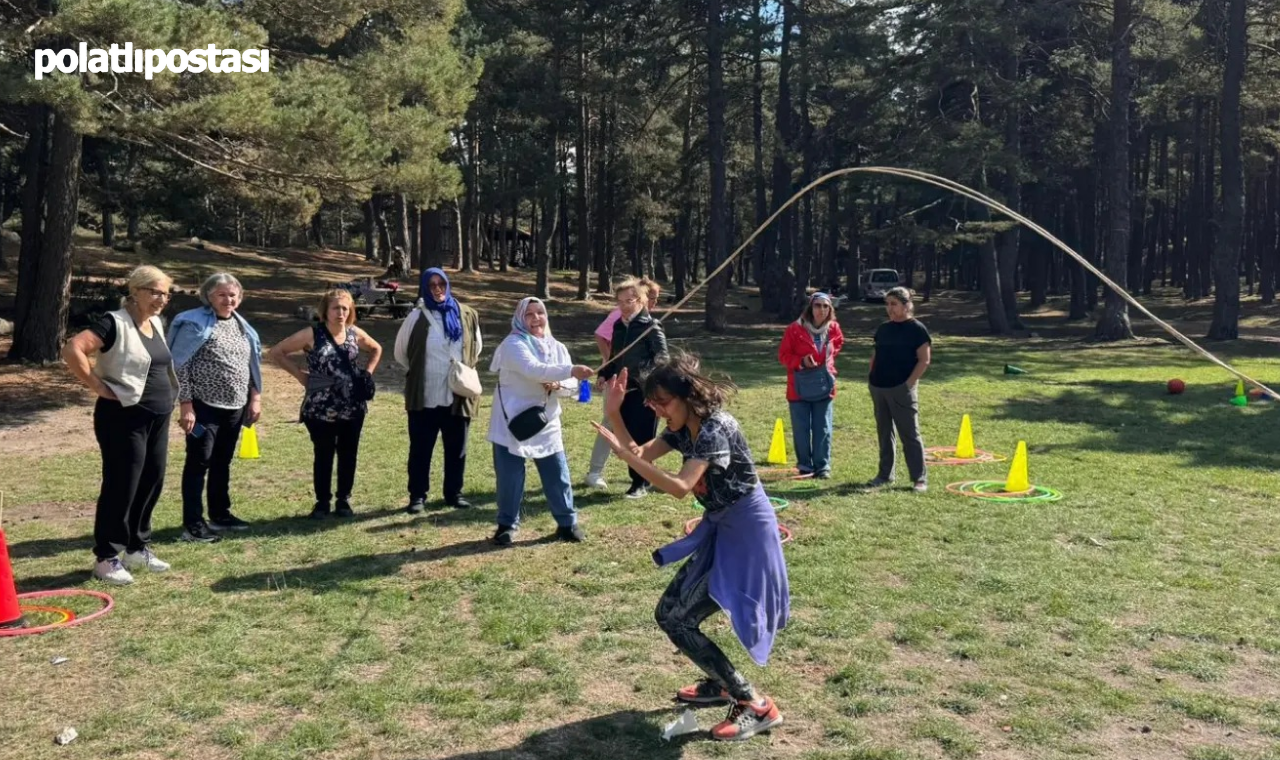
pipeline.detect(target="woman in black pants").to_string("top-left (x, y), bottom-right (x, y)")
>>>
top-left (270, 289), bottom-right (382, 518)
top-left (62, 265), bottom-right (180, 585)
top-left (168, 273), bottom-right (264, 542)
top-left (598, 277), bottom-right (668, 498)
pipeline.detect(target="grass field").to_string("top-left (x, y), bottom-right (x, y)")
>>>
top-left (3, 240), bottom-right (1280, 760)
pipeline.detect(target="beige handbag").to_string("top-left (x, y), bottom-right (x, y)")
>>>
top-left (449, 359), bottom-right (482, 399)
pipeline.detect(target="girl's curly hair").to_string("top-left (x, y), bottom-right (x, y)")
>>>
top-left (642, 350), bottom-right (737, 420)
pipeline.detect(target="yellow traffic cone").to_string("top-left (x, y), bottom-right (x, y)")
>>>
top-left (238, 425), bottom-right (260, 459)
top-left (1234, 379), bottom-right (1245, 397)
top-left (954, 414), bottom-right (976, 459)
top-left (767, 419), bottom-right (788, 465)
top-left (1004, 441), bottom-right (1029, 492)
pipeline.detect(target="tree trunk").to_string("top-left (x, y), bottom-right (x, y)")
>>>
top-left (1207, 0), bottom-right (1245, 340)
top-left (310, 211), bottom-right (326, 250)
top-left (704, 0), bottom-right (728, 331)
top-left (10, 110), bottom-right (81, 363)
top-left (752, 0), bottom-right (768, 286)
top-left (672, 57), bottom-right (696, 301)
top-left (575, 5), bottom-right (591, 300)
top-left (362, 198), bottom-right (378, 261)
top-left (95, 139), bottom-right (116, 248)
top-left (13, 105), bottom-right (50, 359)
top-left (409, 203), bottom-right (420, 270)
top-left (998, 37), bottom-right (1023, 328)
top-left (766, 0), bottom-right (794, 316)
top-left (1263, 153), bottom-right (1278, 305)
top-left (975, 196), bottom-right (1010, 334)
top-left (1095, 0), bottom-right (1136, 341)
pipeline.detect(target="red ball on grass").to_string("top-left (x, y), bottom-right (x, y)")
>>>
top-left (1167, 378), bottom-right (1186, 395)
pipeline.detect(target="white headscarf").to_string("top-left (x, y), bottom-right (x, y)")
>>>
top-left (509, 296), bottom-right (554, 360)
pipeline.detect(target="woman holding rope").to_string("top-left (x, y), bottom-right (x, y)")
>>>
top-left (593, 353), bottom-right (788, 742)
top-left (598, 277), bottom-right (668, 499)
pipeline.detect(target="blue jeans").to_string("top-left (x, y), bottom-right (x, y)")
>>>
top-left (492, 444), bottom-right (577, 530)
top-left (790, 399), bottom-right (834, 475)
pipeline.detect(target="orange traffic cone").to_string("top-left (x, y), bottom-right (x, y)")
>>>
top-left (0, 526), bottom-right (24, 630)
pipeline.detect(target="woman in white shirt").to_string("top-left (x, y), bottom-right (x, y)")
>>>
top-left (487, 297), bottom-right (595, 547)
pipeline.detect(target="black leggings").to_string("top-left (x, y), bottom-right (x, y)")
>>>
top-left (654, 560), bottom-right (754, 701)
top-left (304, 416), bottom-right (365, 505)
top-left (92, 400), bottom-right (170, 560)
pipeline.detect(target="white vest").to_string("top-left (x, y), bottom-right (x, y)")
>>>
top-left (91, 309), bottom-right (178, 408)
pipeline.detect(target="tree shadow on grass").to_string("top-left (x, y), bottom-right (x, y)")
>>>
top-left (6, 506), bottom-right (407, 560)
top-left (208, 531), bottom-right (587, 594)
top-left (413, 708), bottom-right (707, 760)
top-left (992, 379), bottom-right (1280, 471)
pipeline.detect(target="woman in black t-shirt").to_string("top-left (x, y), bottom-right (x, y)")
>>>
top-left (62, 265), bottom-right (179, 585)
top-left (866, 287), bottom-right (931, 492)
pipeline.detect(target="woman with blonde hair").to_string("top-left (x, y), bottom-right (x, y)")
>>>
top-left (62, 265), bottom-right (179, 585)
top-left (270, 289), bottom-right (382, 518)
top-left (598, 277), bottom-right (668, 498)
top-left (585, 276), bottom-right (662, 490)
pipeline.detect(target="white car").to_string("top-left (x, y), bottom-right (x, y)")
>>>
top-left (861, 269), bottom-right (902, 302)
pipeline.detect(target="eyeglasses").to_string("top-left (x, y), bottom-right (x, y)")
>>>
top-left (428, 280), bottom-right (447, 291)
top-left (645, 395), bottom-right (677, 411)
top-left (140, 287), bottom-right (173, 300)
top-left (617, 297), bottom-right (639, 306)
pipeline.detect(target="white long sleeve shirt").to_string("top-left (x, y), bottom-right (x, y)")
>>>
top-left (486, 334), bottom-right (579, 459)
top-left (394, 307), bottom-right (482, 409)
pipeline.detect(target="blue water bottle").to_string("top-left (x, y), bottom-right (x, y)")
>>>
top-left (578, 380), bottom-right (592, 403)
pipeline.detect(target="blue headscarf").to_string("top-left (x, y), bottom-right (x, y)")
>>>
top-left (419, 268), bottom-right (463, 343)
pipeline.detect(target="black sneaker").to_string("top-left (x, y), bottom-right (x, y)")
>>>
top-left (405, 498), bottom-right (425, 515)
top-left (209, 514), bottom-right (250, 532)
top-left (446, 496), bottom-right (472, 510)
top-left (864, 477), bottom-right (892, 488)
top-left (624, 485), bottom-right (649, 500)
top-left (181, 521), bottom-right (223, 544)
top-left (334, 499), bottom-right (355, 518)
top-left (554, 524), bottom-right (585, 543)
top-left (491, 525), bottom-right (517, 547)
top-left (309, 502), bottom-right (330, 520)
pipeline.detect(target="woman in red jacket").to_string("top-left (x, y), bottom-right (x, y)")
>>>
top-left (777, 293), bottom-right (844, 478)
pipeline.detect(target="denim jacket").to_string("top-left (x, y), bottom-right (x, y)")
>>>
top-left (167, 306), bottom-right (263, 394)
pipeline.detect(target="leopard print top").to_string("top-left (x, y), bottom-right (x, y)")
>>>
top-left (176, 315), bottom-right (251, 409)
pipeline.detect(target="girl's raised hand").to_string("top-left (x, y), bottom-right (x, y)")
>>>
top-left (603, 368), bottom-right (629, 416)
top-left (590, 420), bottom-right (626, 454)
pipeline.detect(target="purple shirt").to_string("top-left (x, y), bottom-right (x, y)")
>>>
top-left (654, 484), bottom-right (790, 666)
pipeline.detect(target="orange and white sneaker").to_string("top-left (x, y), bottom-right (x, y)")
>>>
top-left (710, 696), bottom-right (783, 741)
top-left (675, 679), bottom-right (733, 705)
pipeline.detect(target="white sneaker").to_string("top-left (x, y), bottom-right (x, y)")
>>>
top-left (585, 472), bottom-right (608, 490)
top-left (123, 548), bottom-right (171, 573)
top-left (93, 557), bottom-right (135, 585)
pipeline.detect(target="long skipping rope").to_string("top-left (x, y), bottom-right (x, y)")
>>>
top-left (596, 166), bottom-right (1279, 399)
